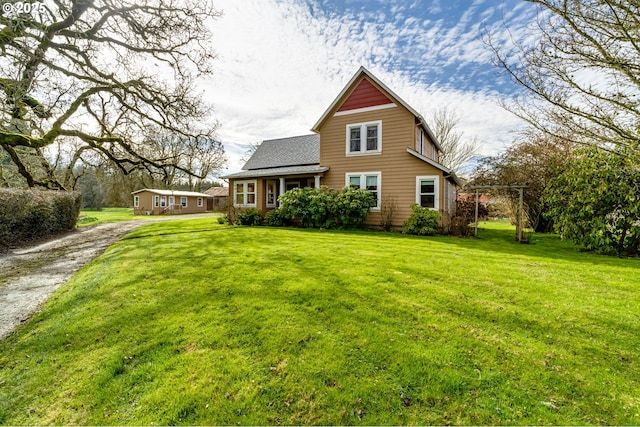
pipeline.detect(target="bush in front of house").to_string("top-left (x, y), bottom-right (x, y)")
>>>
top-left (403, 204), bottom-right (441, 236)
top-left (329, 185), bottom-right (377, 228)
top-left (275, 185), bottom-right (375, 229)
top-left (236, 208), bottom-right (263, 226)
top-left (265, 208), bottom-right (288, 226)
top-left (0, 189), bottom-right (83, 248)
top-left (277, 186), bottom-right (334, 228)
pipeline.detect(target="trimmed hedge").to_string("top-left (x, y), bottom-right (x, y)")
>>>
top-left (0, 189), bottom-right (82, 249)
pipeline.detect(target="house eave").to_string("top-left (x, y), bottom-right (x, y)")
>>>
top-left (406, 148), bottom-right (462, 186)
top-left (222, 165), bottom-right (330, 180)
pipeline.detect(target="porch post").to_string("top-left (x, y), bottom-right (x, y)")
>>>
top-left (314, 175), bottom-right (321, 188)
top-left (279, 178), bottom-right (285, 206)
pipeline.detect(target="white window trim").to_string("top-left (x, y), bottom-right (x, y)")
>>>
top-left (197, 197), bottom-right (203, 207)
top-left (266, 180), bottom-right (277, 208)
top-left (234, 179), bottom-right (257, 208)
top-left (346, 120), bottom-right (382, 156)
top-left (154, 195), bottom-right (159, 208)
top-left (134, 196), bottom-right (139, 208)
top-left (345, 171), bottom-right (381, 211)
top-left (181, 196), bottom-right (188, 208)
top-left (416, 175), bottom-right (440, 211)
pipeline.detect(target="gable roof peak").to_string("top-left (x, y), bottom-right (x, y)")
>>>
top-left (311, 66), bottom-right (442, 152)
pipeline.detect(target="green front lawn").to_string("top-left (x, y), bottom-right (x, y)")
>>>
top-left (1, 220), bottom-right (639, 425)
top-left (77, 207), bottom-right (141, 226)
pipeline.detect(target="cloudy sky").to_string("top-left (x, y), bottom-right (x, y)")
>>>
top-left (205, 0), bottom-right (537, 174)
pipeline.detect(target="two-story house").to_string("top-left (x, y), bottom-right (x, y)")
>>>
top-left (224, 66), bottom-right (460, 228)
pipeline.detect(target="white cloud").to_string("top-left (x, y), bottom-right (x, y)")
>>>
top-left (206, 0), bottom-right (529, 174)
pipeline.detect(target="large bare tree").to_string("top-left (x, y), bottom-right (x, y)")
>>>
top-left (429, 106), bottom-right (479, 173)
top-left (0, 0), bottom-right (224, 190)
top-left (486, 0), bottom-right (640, 151)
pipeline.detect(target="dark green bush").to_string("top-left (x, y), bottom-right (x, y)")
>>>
top-left (276, 186), bottom-right (375, 229)
top-left (403, 204), bottom-right (441, 236)
top-left (236, 208), bottom-right (263, 226)
top-left (543, 147), bottom-right (640, 256)
top-left (278, 187), bottom-right (334, 228)
top-left (0, 189), bottom-right (82, 248)
top-left (329, 186), bottom-right (377, 228)
top-left (265, 208), bottom-right (287, 226)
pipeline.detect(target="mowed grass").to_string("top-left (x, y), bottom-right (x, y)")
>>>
top-left (77, 207), bottom-right (142, 226)
top-left (0, 220), bottom-right (639, 425)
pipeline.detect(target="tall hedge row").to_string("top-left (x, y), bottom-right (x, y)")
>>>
top-left (0, 189), bottom-right (82, 249)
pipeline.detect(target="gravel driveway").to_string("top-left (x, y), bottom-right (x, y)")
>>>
top-left (0, 213), bottom-right (218, 340)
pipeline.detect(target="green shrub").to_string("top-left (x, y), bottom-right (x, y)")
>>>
top-left (329, 186), bottom-right (376, 228)
top-left (276, 186), bottom-right (375, 229)
top-left (543, 147), bottom-right (640, 255)
top-left (0, 189), bottom-right (82, 248)
top-left (403, 204), bottom-right (441, 236)
top-left (265, 209), bottom-right (287, 226)
top-left (236, 208), bottom-right (263, 226)
top-left (278, 187), bottom-right (334, 228)
top-left (216, 216), bottom-right (227, 225)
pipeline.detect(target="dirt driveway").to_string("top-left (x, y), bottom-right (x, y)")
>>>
top-left (0, 213), bottom-right (218, 340)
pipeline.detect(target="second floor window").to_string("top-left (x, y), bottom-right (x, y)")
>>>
top-left (346, 121), bottom-right (382, 155)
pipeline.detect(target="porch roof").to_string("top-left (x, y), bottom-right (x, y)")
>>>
top-left (223, 165), bottom-right (329, 179)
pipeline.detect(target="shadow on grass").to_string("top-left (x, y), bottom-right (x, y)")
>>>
top-left (264, 223), bottom-right (639, 268)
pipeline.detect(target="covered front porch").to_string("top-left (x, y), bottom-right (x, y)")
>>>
top-left (225, 166), bottom-right (330, 215)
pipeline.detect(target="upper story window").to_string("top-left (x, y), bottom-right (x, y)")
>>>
top-left (346, 120), bottom-right (382, 155)
top-left (416, 126), bottom-right (439, 161)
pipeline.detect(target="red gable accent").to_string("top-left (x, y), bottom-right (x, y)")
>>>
top-left (337, 78), bottom-right (393, 112)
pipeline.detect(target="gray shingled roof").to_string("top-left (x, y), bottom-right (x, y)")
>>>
top-left (223, 165), bottom-right (329, 179)
top-left (242, 134), bottom-right (320, 170)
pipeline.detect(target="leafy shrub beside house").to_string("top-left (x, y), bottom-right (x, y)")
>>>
top-left (403, 204), bottom-right (441, 236)
top-left (0, 189), bottom-right (82, 248)
top-left (236, 208), bottom-right (263, 226)
top-left (274, 186), bottom-right (375, 229)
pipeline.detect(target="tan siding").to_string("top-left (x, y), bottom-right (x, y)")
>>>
top-left (320, 100), bottom-right (447, 226)
top-left (132, 191), bottom-right (208, 215)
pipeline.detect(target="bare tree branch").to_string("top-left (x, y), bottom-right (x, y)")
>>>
top-left (485, 0), bottom-right (640, 151)
top-left (0, 0), bottom-right (224, 189)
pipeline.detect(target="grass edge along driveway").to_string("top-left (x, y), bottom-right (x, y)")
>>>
top-left (0, 219), bottom-right (638, 425)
